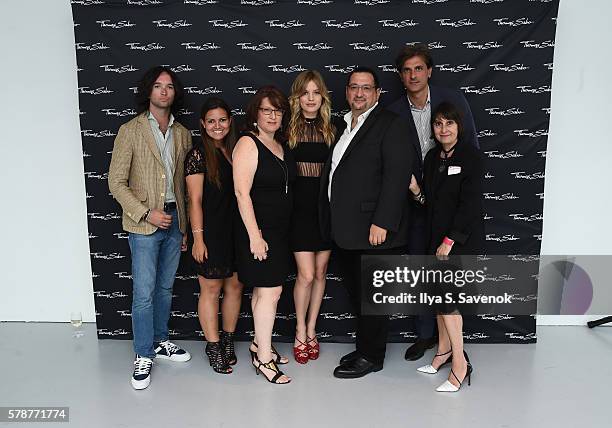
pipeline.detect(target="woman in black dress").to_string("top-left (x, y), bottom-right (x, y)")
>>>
top-left (185, 98), bottom-right (243, 374)
top-left (409, 102), bottom-right (485, 392)
top-left (287, 70), bottom-right (334, 364)
top-left (233, 86), bottom-right (297, 384)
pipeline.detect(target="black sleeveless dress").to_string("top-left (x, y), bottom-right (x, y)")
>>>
top-left (184, 146), bottom-right (236, 279)
top-left (289, 118), bottom-right (332, 252)
top-left (235, 133), bottom-right (297, 288)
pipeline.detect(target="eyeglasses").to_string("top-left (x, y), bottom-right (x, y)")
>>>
top-left (347, 84), bottom-right (377, 93)
top-left (259, 107), bottom-right (284, 116)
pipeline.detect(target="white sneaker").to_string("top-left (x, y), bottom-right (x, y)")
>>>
top-left (154, 340), bottom-right (191, 362)
top-left (131, 355), bottom-right (153, 390)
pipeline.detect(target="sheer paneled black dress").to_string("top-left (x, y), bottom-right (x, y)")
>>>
top-left (289, 118), bottom-right (331, 252)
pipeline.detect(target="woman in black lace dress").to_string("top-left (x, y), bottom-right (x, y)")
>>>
top-left (287, 70), bottom-right (335, 364)
top-left (185, 97), bottom-right (243, 374)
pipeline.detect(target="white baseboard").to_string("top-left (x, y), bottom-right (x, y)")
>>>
top-left (536, 315), bottom-right (612, 326)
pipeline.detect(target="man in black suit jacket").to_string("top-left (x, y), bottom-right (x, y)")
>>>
top-left (386, 44), bottom-right (479, 362)
top-left (320, 67), bottom-right (416, 378)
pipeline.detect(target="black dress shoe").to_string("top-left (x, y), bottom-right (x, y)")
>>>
top-left (333, 356), bottom-right (383, 379)
top-left (404, 336), bottom-right (437, 361)
top-left (339, 350), bottom-right (361, 365)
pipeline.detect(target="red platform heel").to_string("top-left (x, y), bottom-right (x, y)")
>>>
top-left (307, 336), bottom-right (320, 360)
top-left (293, 337), bottom-right (309, 364)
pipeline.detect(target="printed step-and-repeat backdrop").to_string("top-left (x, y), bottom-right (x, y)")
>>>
top-left (71, 0), bottom-right (559, 343)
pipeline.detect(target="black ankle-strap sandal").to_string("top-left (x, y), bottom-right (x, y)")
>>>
top-left (251, 341), bottom-right (289, 365)
top-left (253, 357), bottom-right (291, 384)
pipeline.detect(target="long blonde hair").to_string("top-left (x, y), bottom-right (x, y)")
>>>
top-left (287, 70), bottom-right (335, 149)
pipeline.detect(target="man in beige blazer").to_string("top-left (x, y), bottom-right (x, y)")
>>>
top-left (108, 66), bottom-right (193, 390)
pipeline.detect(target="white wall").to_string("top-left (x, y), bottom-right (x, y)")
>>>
top-left (539, 0), bottom-right (612, 325)
top-left (0, 1), bottom-right (94, 322)
top-left (543, 0), bottom-right (612, 255)
top-left (0, 0), bottom-right (609, 324)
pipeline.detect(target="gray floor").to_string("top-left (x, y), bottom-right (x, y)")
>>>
top-left (0, 323), bottom-right (610, 428)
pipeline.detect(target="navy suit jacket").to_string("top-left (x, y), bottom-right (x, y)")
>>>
top-left (386, 85), bottom-right (479, 179)
top-left (386, 85), bottom-right (479, 253)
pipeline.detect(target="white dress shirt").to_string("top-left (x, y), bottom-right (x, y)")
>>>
top-left (328, 102), bottom-right (378, 200)
top-left (408, 86), bottom-right (434, 161)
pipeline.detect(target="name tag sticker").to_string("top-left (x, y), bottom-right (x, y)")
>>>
top-left (448, 166), bottom-right (461, 175)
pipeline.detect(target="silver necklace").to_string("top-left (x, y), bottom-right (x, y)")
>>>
top-left (272, 153), bottom-right (288, 194)
top-left (258, 132), bottom-right (288, 194)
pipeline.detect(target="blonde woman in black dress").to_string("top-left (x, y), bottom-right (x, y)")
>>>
top-left (233, 86), bottom-right (297, 384)
top-left (287, 70), bottom-right (335, 364)
top-left (185, 98), bottom-right (243, 374)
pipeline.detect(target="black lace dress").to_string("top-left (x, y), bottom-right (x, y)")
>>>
top-left (184, 146), bottom-right (236, 279)
top-left (289, 118), bottom-right (332, 251)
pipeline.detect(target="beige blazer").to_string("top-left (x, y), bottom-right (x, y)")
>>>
top-left (108, 112), bottom-right (192, 235)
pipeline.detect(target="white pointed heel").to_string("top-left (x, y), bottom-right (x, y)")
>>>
top-left (417, 364), bottom-right (438, 374)
top-left (416, 349), bottom-right (452, 374)
top-left (436, 380), bottom-right (459, 392)
top-left (436, 362), bottom-right (473, 393)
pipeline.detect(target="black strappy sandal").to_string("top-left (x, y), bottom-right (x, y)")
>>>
top-left (205, 341), bottom-right (232, 374)
top-left (252, 356), bottom-right (291, 384)
top-left (220, 331), bottom-right (237, 366)
top-left (250, 341), bottom-right (289, 365)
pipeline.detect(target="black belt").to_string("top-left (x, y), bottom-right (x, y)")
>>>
top-left (163, 201), bottom-right (177, 212)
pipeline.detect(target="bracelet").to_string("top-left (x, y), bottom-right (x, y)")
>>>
top-left (442, 236), bottom-right (454, 246)
top-left (192, 228), bottom-right (204, 233)
top-left (144, 209), bottom-right (151, 222)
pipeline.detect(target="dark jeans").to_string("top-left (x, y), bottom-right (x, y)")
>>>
top-left (407, 220), bottom-right (437, 340)
top-left (414, 315), bottom-right (437, 340)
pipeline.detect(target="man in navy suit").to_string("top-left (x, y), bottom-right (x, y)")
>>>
top-left (386, 44), bottom-right (479, 362)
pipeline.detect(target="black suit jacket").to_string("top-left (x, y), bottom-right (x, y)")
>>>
top-left (422, 142), bottom-right (485, 254)
top-left (319, 105), bottom-right (417, 250)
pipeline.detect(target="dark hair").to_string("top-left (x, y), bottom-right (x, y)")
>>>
top-left (395, 43), bottom-right (434, 72)
top-left (431, 102), bottom-right (464, 142)
top-left (244, 86), bottom-right (289, 141)
top-left (135, 66), bottom-right (185, 114)
top-left (195, 97), bottom-right (237, 188)
top-left (346, 66), bottom-right (380, 88)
